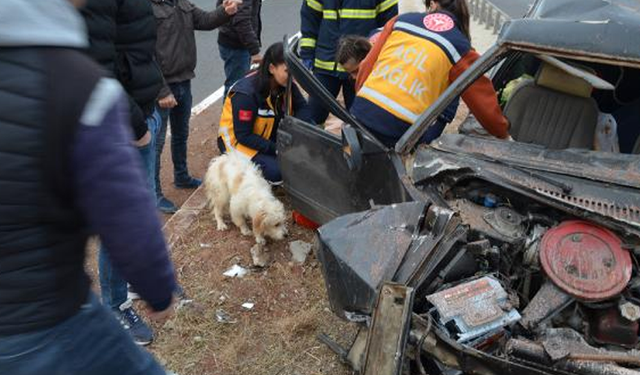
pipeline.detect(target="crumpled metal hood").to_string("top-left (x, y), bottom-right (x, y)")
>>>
top-left (499, 0), bottom-right (640, 65)
top-left (410, 135), bottom-right (640, 237)
top-left (430, 134), bottom-right (640, 189)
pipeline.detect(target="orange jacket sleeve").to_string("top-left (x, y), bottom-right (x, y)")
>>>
top-left (355, 16), bottom-right (398, 92)
top-left (449, 50), bottom-right (510, 139)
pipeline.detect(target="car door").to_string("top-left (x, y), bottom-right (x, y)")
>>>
top-left (277, 37), bottom-right (409, 225)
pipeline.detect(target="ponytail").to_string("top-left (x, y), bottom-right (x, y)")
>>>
top-left (257, 42), bottom-right (285, 97)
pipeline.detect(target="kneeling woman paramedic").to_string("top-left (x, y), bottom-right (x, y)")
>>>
top-left (217, 42), bottom-right (310, 182)
top-left (351, 0), bottom-right (510, 147)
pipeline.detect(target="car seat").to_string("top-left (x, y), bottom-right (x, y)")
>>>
top-left (504, 61), bottom-right (599, 149)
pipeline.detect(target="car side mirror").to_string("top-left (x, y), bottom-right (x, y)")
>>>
top-left (341, 124), bottom-right (363, 172)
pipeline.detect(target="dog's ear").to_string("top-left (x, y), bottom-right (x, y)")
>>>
top-left (252, 210), bottom-right (268, 235)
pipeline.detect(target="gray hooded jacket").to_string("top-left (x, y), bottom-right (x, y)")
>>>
top-left (0, 0), bottom-right (87, 48)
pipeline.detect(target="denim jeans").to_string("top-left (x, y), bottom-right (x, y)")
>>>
top-left (156, 80), bottom-right (194, 198)
top-left (0, 293), bottom-right (166, 375)
top-left (99, 109), bottom-right (160, 309)
top-left (218, 44), bottom-right (251, 97)
top-left (308, 71), bottom-right (356, 125)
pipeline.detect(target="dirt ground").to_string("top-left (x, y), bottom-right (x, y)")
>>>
top-left (87, 102), bottom-right (357, 375)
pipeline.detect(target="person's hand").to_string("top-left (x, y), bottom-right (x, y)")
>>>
top-left (251, 54), bottom-right (262, 65)
top-left (222, 0), bottom-right (239, 15)
top-left (147, 296), bottom-right (176, 325)
top-left (134, 131), bottom-right (152, 147)
top-left (302, 59), bottom-right (313, 71)
top-left (158, 94), bottom-right (178, 109)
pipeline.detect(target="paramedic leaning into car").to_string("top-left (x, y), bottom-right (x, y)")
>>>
top-left (217, 42), bottom-right (311, 183)
top-left (351, 0), bottom-right (510, 147)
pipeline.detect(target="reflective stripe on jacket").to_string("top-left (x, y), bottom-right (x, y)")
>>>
top-left (356, 12), bottom-right (468, 125)
top-left (352, 12), bottom-right (510, 142)
top-left (219, 78), bottom-right (277, 158)
top-left (218, 73), bottom-right (310, 158)
top-left (300, 0), bottom-right (398, 75)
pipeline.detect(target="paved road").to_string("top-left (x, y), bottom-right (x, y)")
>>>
top-left (189, 0), bottom-right (300, 104)
top-left (489, 0), bottom-right (533, 18)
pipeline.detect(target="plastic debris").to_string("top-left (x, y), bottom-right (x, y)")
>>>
top-left (242, 302), bottom-right (255, 310)
top-left (223, 264), bottom-right (248, 278)
top-left (215, 309), bottom-right (237, 324)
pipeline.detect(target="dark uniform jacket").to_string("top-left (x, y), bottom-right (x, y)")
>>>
top-left (300, 0), bottom-right (398, 76)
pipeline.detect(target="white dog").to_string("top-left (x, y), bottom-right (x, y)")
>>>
top-left (204, 152), bottom-right (288, 245)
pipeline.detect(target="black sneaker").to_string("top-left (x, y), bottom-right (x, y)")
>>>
top-left (115, 300), bottom-right (153, 346)
top-left (174, 177), bottom-right (201, 189)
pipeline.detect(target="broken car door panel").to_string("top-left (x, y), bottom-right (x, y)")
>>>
top-left (352, 11), bottom-right (510, 146)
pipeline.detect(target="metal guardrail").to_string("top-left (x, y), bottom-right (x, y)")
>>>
top-left (468, 0), bottom-right (511, 34)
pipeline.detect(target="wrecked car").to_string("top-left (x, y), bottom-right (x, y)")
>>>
top-left (277, 0), bottom-right (640, 374)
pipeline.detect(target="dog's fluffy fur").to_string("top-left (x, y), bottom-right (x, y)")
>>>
top-left (204, 152), bottom-right (287, 245)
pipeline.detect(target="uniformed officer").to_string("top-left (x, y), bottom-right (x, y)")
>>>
top-left (301, 0), bottom-right (399, 124)
top-left (218, 42), bottom-right (310, 183)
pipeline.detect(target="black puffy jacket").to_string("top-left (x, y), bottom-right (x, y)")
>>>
top-left (81, 0), bottom-right (164, 140)
top-left (217, 0), bottom-right (262, 56)
top-left (0, 47), bottom-right (99, 335)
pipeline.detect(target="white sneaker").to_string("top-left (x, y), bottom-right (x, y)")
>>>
top-left (127, 284), bottom-right (140, 301)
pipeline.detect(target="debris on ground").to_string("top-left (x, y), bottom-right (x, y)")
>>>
top-left (215, 309), bottom-right (237, 324)
top-left (289, 240), bottom-right (313, 264)
top-left (250, 243), bottom-right (270, 268)
top-left (176, 297), bottom-right (194, 310)
top-left (242, 302), bottom-right (255, 310)
top-left (223, 264), bottom-right (248, 278)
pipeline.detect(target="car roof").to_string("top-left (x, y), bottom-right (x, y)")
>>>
top-left (499, 0), bottom-right (640, 65)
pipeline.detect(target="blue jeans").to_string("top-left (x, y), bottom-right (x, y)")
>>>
top-left (252, 153), bottom-right (281, 182)
top-left (0, 293), bottom-right (166, 375)
top-left (308, 72), bottom-right (356, 125)
top-left (99, 109), bottom-right (160, 309)
top-left (156, 80), bottom-right (194, 197)
top-left (219, 44), bottom-right (251, 97)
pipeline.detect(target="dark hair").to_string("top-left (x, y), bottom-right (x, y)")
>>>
top-left (257, 42), bottom-right (285, 97)
top-left (336, 35), bottom-right (372, 65)
top-left (425, 0), bottom-right (471, 42)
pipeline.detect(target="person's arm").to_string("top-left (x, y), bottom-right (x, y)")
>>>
top-left (232, 92), bottom-right (277, 155)
top-left (375, 0), bottom-right (398, 27)
top-left (291, 84), bottom-right (312, 123)
top-left (300, 0), bottom-right (323, 66)
top-left (355, 16), bottom-right (398, 92)
top-left (192, 3), bottom-right (232, 31)
top-left (449, 50), bottom-right (510, 139)
top-left (72, 78), bottom-right (176, 312)
top-left (231, 0), bottom-right (261, 57)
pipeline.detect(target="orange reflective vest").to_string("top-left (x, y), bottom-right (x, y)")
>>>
top-left (218, 75), bottom-right (279, 159)
top-left (352, 13), bottom-right (470, 133)
top-left (353, 12), bottom-right (510, 141)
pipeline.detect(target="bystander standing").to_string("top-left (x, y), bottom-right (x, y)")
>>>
top-left (217, 0), bottom-right (263, 98)
top-left (0, 1), bottom-right (177, 374)
top-left (152, 0), bottom-right (238, 214)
